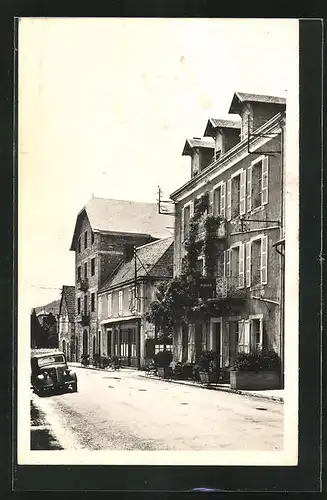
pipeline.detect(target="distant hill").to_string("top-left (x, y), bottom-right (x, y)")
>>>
top-left (34, 299), bottom-right (61, 316)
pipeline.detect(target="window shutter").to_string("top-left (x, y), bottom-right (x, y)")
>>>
top-left (223, 250), bottom-right (226, 278)
top-left (262, 156), bottom-right (269, 205)
top-left (190, 200), bottom-right (194, 217)
top-left (221, 182), bottom-right (226, 218)
top-left (238, 320), bottom-right (244, 351)
top-left (208, 190), bottom-right (213, 214)
top-left (227, 179), bottom-right (232, 221)
top-left (247, 166), bottom-right (252, 212)
top-left (260, 235), bottom-right (268, 284)
top-left (246, 241), bottom-right (251, 287)
top-left (240, 169), bottom-right (246, 215)
top-left (244, 320), bottom-right (250, 353)
top-left (239, 243), bottom-right (244, 288)
top-left (223, 322), bottom-right (230, 368)
top-left (181, 207), bottom-right (185, 241)
top-left (226, 249), bottom-right (231, 278)
top-left (108, 293), bottom-right (112, 316)
top-left (259, 318), bottom-right (263, 348)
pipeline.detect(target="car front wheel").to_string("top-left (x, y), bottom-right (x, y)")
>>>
top-left (71, 382), bottom-right (78, 392)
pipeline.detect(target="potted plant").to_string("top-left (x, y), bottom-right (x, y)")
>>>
top-left (230, 348), bottom-right (281, 390)
top-left (196, 350), bottom-right (217, 384)
top-left (154, 350), bottom-right (173, 378)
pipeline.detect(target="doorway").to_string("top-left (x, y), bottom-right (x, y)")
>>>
top-left (211, 319), bottom-right (222, 379)
top-left (83, 329), bottom-right (88, 355)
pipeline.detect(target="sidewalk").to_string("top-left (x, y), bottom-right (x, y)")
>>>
top-left (69, 362), bottom-right (284, 403)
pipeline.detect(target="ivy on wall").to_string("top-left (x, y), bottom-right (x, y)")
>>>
top-left (145, 192), bottom-right (226, 334)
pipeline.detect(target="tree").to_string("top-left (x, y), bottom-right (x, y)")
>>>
top-left (30, 308), bottom-right (44, 348)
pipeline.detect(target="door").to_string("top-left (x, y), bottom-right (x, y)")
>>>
top-left (212, 321), bottom-right (221, 373)
top-left (107, 329), bottom-right (112, 357)
top-left (83, 329), bottom-right (88, 355)
top-left (181, 324), bottom-right (188, 362)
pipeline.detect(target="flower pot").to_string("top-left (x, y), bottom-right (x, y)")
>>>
top-left (157, 366), bottom-right (170, 379)
top-left (230, 370), bottom-right (280, 390)
top-left (199, 371), bottom-right (216, 385)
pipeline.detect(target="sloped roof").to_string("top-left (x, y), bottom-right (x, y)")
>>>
top-left (203, 118), bottom-right (241, 138)
top-left (35, 299), bottom-right (60, 317)
top-left (99, 236), bottom-right (173, 292)
top-left (229, 92), bottom-right (286, 114)
top-left (70, 197), bottom-right (174, 250)
top-left (182, 137), bottom-right (215, 156)
top-left (59, 285), bottom-right (75, 321)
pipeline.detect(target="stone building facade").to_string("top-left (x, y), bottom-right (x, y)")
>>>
top-left (58, 285), bottom-right (76, 361)
top-left (97, 237), bottom-right (174, 368)
top-left (69, 197), bottom-right (174, 362)
top-left (170, 92), bottom-right (286, 384)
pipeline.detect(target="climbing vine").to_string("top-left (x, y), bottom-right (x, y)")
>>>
top-left (145, 192), bottom-right (226, 334)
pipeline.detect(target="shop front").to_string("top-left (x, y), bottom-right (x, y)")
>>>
top-left (101, 317), bottom-right (141, 368)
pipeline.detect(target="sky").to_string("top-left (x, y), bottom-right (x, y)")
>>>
top-left (18, 18), bottom-right (299, 308)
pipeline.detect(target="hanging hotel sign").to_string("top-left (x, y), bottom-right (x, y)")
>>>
top-left (196, 277), bottom-right (216, 299)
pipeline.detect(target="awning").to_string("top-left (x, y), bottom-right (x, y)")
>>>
top-left (100, 315), bottom-right (141, 326)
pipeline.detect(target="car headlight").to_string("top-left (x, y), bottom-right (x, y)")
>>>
top-left (37, 374), bottom-right (44, 380)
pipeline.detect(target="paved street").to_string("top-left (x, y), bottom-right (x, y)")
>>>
top-left (31, 366), bottom-right (283, 451)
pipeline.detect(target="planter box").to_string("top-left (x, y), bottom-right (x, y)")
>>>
top-left (157, 367), bottom-right (170, 379)
top-left (230, 370), bottom-right (280, 390)
top-left (199, 371), bottom-right (217, 385)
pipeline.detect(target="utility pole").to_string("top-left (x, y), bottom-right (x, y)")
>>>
top-left (134, 245), bottom-right (141, 369)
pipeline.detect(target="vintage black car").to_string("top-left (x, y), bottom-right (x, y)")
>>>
top-left (31, 348), bottom-right (78, 394)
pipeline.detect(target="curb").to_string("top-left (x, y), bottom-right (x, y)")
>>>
top-left (138, 374), bottom-right (284, 403)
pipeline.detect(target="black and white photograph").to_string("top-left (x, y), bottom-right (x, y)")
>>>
top-left (18, 17), bottom-right (299, 466)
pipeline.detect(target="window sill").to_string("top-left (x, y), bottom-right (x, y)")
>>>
top-left (250, 205), bottom-right (265, 215)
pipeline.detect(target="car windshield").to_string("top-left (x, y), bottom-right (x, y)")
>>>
top-left (38, 355), bottom-right (65, 367)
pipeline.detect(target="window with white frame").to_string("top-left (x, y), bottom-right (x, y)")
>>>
top-left (98, 296), bottom-right (102, 317)
top-left (118, 290), bottom-right (123, 316)
top-left (247, 156), bottom-right (269, 212)
top-left (246, 235), bottom-right (268, 287)
top-left (227, 169), bottom-right (246, 220)
top-left (224, 243), bottom-right (244, 288)
top-left (107, 293), bottom-right (112, 317)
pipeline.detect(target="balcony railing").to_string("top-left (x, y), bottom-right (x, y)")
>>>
top-left (77, 278), bottom-right (89, 292)
top-left (215, 276), bottom-right (247, 300)
top-left (195, 215), bottom-right (227, 242)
